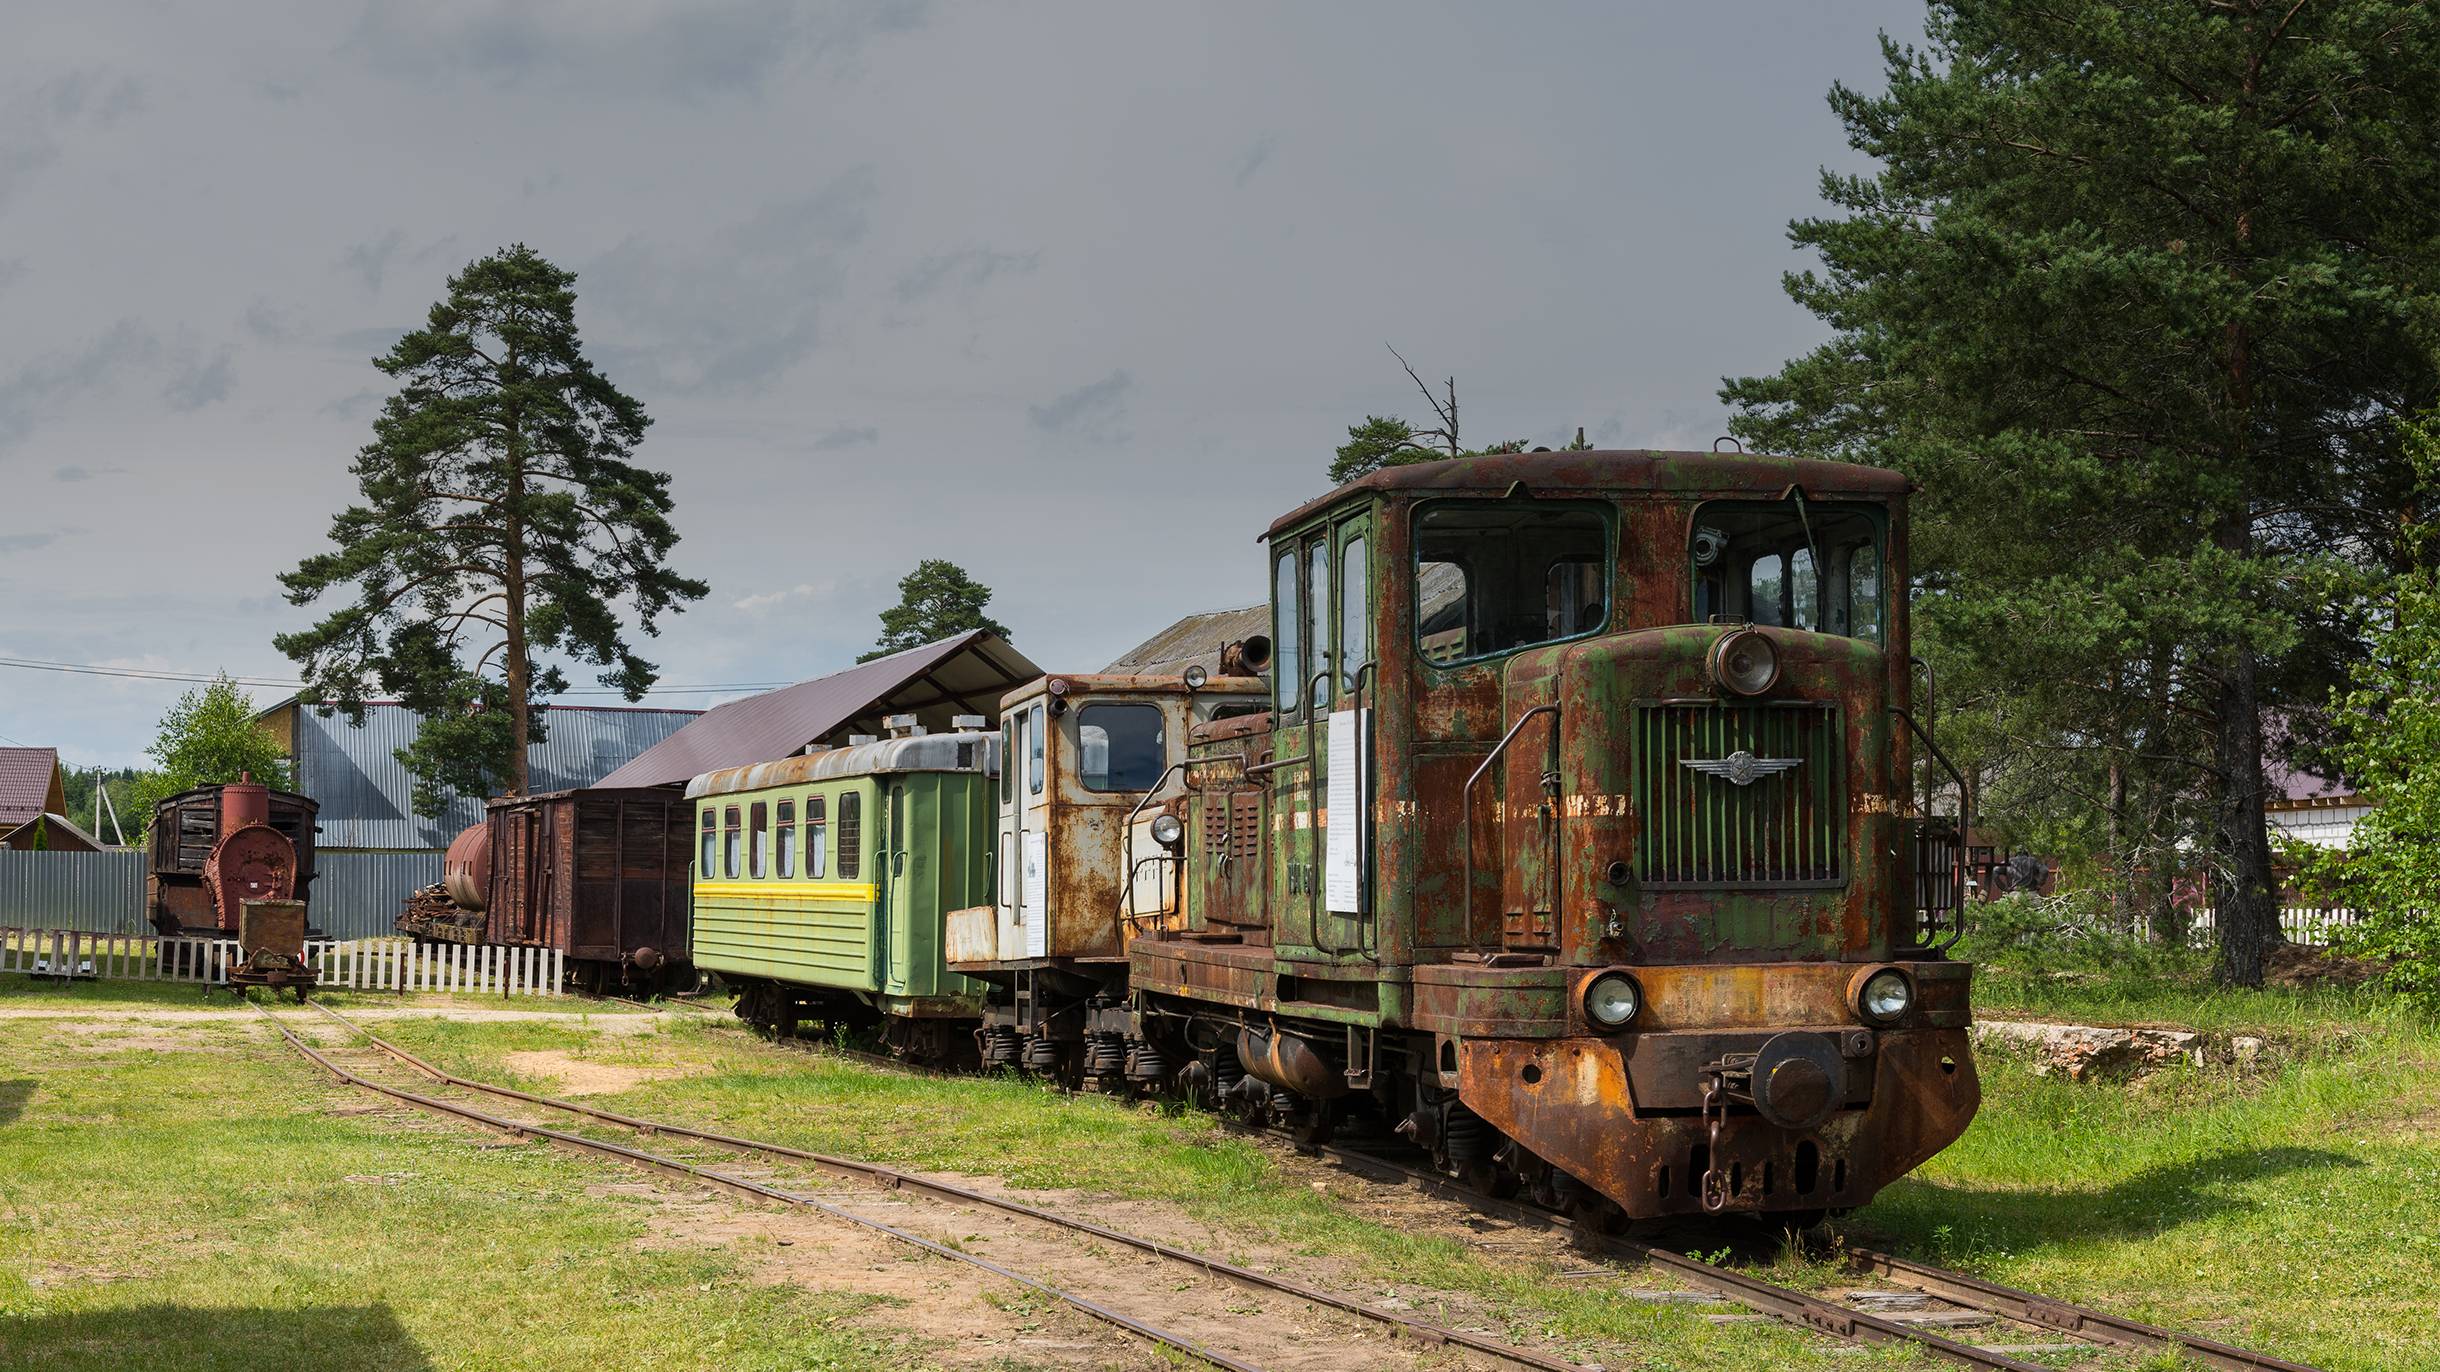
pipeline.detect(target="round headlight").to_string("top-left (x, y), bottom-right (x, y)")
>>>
top-left (1183, 664), bottom-right (1209, 689)
top-left (1150, 814), bottom-right (1184, 847)
top-left (1709, 629), bottom-right (1780, 696)
top-left (1584, 972), bottom-right (1642, 1030)
top-left (1859, 969), bottom-right (1913, 1023)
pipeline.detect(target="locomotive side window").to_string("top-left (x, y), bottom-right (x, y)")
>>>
top-left (775, 800), bottom-right (795, 879)
top-left (699, 809), bottom-right (716, 877)
top-left (1307, 540), bottom-right (1332, 710)
top-left (1340, 531), bottom-right (1371, 690)
top-left (1001, 716), bottom-right (1014, 803)
top-left (1273, 550), bottom-right (1303, 715)
top-left (1028, 702), bottom-right (1046, 796)
top-left (1691, 500), bottom-right (1886, 641)
top-left (838, 792), bottom-right (862, 879)
top-left (1413, 500), bottom-right (1611, 664)
top-left (1078, 703), bottom-right (1165, 792)
top-left (722, 805), bottom-right (741, 880)
top-left (806, 794), bottom-right (827, 879)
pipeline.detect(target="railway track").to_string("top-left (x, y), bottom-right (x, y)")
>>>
top-left (606, 994), bottom-right (2324, 1372)
top-left (256, 996), bottom-right (1605, 1372)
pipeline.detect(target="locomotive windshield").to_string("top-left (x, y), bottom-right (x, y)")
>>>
top-left (1691, 499), bottom-right (1885, 641)
top-left (1415, 499), bottom-right (1611, 665)
top-left (1077, 702), bottom-right (1166, 791)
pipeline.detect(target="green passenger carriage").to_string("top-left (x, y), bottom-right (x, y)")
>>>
top-left (689, 725), bottom-right (998, 1061)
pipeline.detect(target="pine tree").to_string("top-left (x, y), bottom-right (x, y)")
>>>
top-left (277, 245), bottom-right (706, 812)
top-left (1724, 2), bottom-right (2440, 986)
top-left (860, 560), bottom-right (1011, 662)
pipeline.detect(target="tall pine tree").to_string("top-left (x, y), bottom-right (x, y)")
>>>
top-left (278, 245), bottom-right (706, 810)
top-left (1725, 3), bottom-right (2440, 986)
top-left (859, 559), bottom-right (1010, 662)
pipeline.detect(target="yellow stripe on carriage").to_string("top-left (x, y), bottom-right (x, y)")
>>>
top-left (694, 880), bottom-right (878, 901)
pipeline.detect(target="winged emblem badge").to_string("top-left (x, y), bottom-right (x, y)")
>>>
top-left (1681, 750), bottom-right (1801, 787)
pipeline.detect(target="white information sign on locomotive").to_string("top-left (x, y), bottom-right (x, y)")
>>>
top-left (1020, 830), bottom-right (1049, 958)
top-left (1326, 708), bottom-right (1367, 913)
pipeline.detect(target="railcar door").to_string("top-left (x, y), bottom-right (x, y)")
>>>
top-left (1315, 514), bottom-right (1373, 957)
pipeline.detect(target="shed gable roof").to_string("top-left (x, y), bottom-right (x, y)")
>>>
top-left (0, 747), bottom-right (65, 826)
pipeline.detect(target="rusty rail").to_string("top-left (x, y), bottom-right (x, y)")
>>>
top-left (278, 998), bottom-right (1596, 1372)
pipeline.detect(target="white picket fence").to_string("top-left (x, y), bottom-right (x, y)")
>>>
top-left (0, 927), bottom-right (562, 996)
top-left (2184, 906), bottom-right (2364, 948)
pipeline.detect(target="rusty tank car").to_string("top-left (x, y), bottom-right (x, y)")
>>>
top-left (147, 778), bottom-right (320, 939)
top-left (1107, 449), bottom-right (1980, 1225)
top-left (418, 787), bottom-right (697, 994)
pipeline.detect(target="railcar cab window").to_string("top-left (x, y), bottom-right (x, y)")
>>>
top-left (1273, 551), bottom-right (1302, 713)
top-left (1414, 500), bottom-right (1611, 664)
top-left (1078, 703), bottom-right (1165, 791)
top-left (1690, 500), bottom-right (1886, 642)
top-left (1028, 703), bottom-right (1046, 796)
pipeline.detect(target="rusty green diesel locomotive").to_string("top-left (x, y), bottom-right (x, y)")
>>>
top-left (1125, 449), bottom-right (1978, 1222)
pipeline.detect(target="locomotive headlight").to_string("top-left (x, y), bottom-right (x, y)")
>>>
top-left (1583, 972), bottom-right (1643, 1030)
top-left (1708, 629), bottom-right (1780, 696)
top-left (1858, 968), bottom-right (1914, 1024)
top-left (1150, 814), bottom-right (1185, 848)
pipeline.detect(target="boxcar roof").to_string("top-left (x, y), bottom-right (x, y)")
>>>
top-left (1263, 449), bottom-right (1909, 540)
top-left (684, 730), bottom-right (1001, 800)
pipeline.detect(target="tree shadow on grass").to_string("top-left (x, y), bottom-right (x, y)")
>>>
top-left (1857, 1144), bottom-right (2362, 1255)
top-left (0, 1303), bottom-right (430, 1372)
top-left (0, 1079), bottom-right (29, 1125)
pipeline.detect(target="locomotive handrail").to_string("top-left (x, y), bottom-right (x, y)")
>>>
top-left (1460, 703), bottom-right (1559, 956)
top-left (1891, 706), bottom-right (1970, 953)
top-left (1117, 760), bottom-right (1191, 927)
top-left (1348, 661), bottom-right (1380, 961)
top-left (1300, 669), bottom-right (1339, 957)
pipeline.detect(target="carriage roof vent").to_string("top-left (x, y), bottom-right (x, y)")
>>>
top-left (847, 734), bottom-right (878, 746)
top-left (884, 713), bottom-right (921, 738)
top-left (951, 714), bottom-right (987, 731)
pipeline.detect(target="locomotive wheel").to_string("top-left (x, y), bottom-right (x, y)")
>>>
top-left (1288, 1106), bottom-right (1336, 1152)
top-left (1460, 1159), bottom-right (1518, 1199)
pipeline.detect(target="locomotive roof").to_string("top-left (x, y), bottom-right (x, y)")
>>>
top-left (1263, 448), bottom-right (1908, 540)
top-left (684, 730), bottom-right (1000, 800)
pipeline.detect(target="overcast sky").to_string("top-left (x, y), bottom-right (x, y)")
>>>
top-left (3, 1), bottom-right (1924, 769)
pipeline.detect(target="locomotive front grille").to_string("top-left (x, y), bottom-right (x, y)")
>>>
top-left (1635, 701), bottom-right (1844, 888)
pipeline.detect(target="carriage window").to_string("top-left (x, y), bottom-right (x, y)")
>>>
top-left (1691, 500), bottom-right (1887, 640)
top-left (1273, 551), bottom-right (1303, 714)
top-left (699, 809), bottom-right (716, 877)
top-left (1000, 716), bottom-right (1014, 803)
top-left (721, 806), bottom-right (741, 880)
top-left (749, 802), bottom-right (769, 878)
top-left (1414, 500), bottom-right (1610, 664)
top-left (806, 795), bottom-right (827, 879)
top-left (1028, 703), bottom-right (1046, 796)
top-left (837, 793), bottom-right (862, 879)
top-left (1340, 533), bottom-right (1370, 690)
top-left (775, 800), bottom-right (795, 879)
top-left (1078, 703), bottom-right (1166, 792)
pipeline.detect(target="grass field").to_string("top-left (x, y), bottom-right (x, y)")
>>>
top-left (3, 956), bottom-right (2435, 1371)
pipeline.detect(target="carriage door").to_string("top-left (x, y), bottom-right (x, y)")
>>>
top-left (882, 783), bottom-right (908, 993)
top-left (1317, 516), bottom-right (1372, 956)
top-left (1018, 702), bottom-right (1050, 958)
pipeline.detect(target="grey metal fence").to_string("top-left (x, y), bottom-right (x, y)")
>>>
top-left (0, 850), bottom-right (437, 941)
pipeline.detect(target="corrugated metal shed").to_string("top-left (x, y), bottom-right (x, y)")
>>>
top-left (1101, 605), bottom-right (1268, 678)
top-left (595, 631), bottom-right (1040, 790)
top-left (278, 702), bottom-right (701, 850)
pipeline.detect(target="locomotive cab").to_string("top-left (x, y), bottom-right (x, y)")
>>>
top-left (1134, 450), bottom-right (1978, 1223)
top-left (949, 673), bottom-right (1265, 1081)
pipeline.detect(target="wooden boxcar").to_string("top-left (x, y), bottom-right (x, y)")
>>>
top-left (693, 729), bottom-right (996, 1062)
top-left (481, 787), bottom-right (695, 994)
top-left (147, 784), bottom-right (320, 937)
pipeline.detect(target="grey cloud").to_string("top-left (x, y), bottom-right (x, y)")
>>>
top-left (332, 325), bottom-right (412, 358)
top-left (340, 231), bottom-right (406, 293)
top-left (164, 348), bottom-right (236, 412)
top-left (244, 301), bottom-right (303, 343)
top-left (811, 424), bottom-right (879, 451)
top-left (0, 321), bottom-right (160, 447)
top-left (320, 388), bottom-right (385, 420)
top-left (0, 71), bottom-right (145, 210)
top-left (54, 464), bottom-right (128, 482)
top-left (1234, 133), bottom-right (1277, 187)
top-left (0, 259), bottom-right (23, 295)
top-left (0, 530), bottom-right (65, 553)
top-left (586, 169), bottom-right (877, 392)
top-left (349, 0), bottom-right (927, 101)
top-left (893, 248), bottom-right (1039, 305)
top-left (1028, 370), bottom-right (1132, 443)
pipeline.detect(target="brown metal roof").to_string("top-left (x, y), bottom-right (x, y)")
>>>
top-left (1101, 605), bottom-right (1269, 678)
top-left (0, 747), bottom-right (65, 827)
top-left (591, 631), bottom-right (1041, 790)
top-left (1263, 449), bottom-right (1910, 540)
